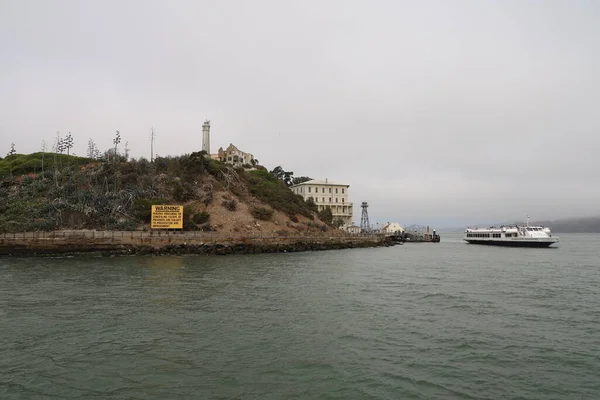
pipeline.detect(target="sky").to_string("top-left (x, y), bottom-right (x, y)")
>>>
top-left (1, 0), bottom-right (599, 228)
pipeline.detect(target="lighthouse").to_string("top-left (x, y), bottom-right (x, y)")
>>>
top-left (202, 120), bottom-right (210, 153)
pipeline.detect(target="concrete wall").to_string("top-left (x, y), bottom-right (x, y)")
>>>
top-left (0, 230), bottom-right (387, 255)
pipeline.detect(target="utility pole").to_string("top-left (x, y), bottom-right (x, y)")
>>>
top-left (150, 127), bottom-right (155, 162)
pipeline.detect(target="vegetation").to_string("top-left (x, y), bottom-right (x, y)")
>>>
top-left (244, 169), bottom-right (313, 218)
top-left (292, 176), bottom-right (312, 185)
top-left (221, 198), bottom-right (238, 211)
top-left (0, 153), bottom-right (92, 178)
top-left (270, 165), bottom-right (294, 186)
top-left (251, 207), bottom-right (274, 221)
top-left (317, 207), bottom-right (333, 224)
top-left (192, 211), bottom-right (210, 225)
top-left (0, 150), bottom-right (319, 232)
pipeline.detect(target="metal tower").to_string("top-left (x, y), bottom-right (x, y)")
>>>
top-left (360, 202), bottom-right (370, 232)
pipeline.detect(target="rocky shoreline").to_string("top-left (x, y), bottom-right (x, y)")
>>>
top-left (0, 234), bottom-right (397, 257)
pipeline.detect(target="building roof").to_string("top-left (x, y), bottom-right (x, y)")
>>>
top-left (291, 179), bottom-right (349, 187)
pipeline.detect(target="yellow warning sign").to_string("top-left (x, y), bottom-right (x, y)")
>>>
top-left (151, 205), bottom-right (183, 229)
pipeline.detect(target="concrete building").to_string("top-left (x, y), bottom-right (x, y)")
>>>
top-left (217, 143), bottom-right (255, 168)
top-left (382, 222), bottom-right (405, 235)
top-left (290, 179), bottom-right (353, 226)
top-left (202, 120), bottom-right (210, 154)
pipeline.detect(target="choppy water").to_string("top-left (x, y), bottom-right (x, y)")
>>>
top-left (1, 233), bottom-right (599, 399)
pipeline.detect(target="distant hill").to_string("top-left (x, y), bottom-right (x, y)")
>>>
top-left (528, 217), bottom-right (600, 233)
top-left (442, 217), bottom-right (600, 233)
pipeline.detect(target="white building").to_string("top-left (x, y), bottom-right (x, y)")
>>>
top-left (382, 222), bottom-right (404, 235)
top-left (345, 225), bottom-right (361, 234)
top-left (290, 179), bottom-right (353, 226)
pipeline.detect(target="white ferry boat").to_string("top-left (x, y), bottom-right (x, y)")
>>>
top-left (464, 218), bottom-right (559, 248)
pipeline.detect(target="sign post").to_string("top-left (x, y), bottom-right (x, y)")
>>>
top-left (151, 205), bottom-right (183, 230)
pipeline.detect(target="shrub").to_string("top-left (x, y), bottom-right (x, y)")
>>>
top-left (183, 206), bottom-right (195, 230)
top-left (305, 197), bottom-right (318, 213)
top-left (251, 207), bottom-right (273, 221)
top-left (317, 206), bottom-right (333, 224)
top-left (192, 211), bottom-right (210, 225)
top-left (198, 222), bottom-right (215, 232)
top-left (172, 181), bottom-right (196, 202)
top-left (243, 169), bottom-right (314, 218)
top-left (289, 215), bottom-right (299, 223)
top-left (222, 198), bottom-right (237, 211)
top-left (133, 198), bottom-right (168, 222)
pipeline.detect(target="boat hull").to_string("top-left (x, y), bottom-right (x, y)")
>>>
top-left (464, 239), bottom-right (557, 248)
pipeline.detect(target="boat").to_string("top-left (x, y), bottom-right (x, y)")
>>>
top-left (463, 217), bottom-right (558, 248)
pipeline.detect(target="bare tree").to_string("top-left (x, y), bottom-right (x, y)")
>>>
top-left (52, 131), bottom-right (60, 153)
top-left (7, 143), bottom-right (16, 157)
top-left (87, 138), bottom-right (99, 159)
top-left (64, 133), bottom-right (74, 155)
top-left (6, 143), bottom-right (16, 179)
top-left (113, 130), bottom-right (121, 162)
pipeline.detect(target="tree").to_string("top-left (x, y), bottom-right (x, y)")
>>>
top-left (113, 130), bottom-right (121, 163)
top-left (317, 206), bottom-right (333, 224)
top-left (332, 218), bottom-right (345, 228)
top-left (52, 131), bottom-right (61, 153)
top-left (270, 165), bottom-right (294, 186)
top-left (64, 133), bottom-right (74, 155)
top-left (87, 138), bottom-right (99, 159)
top-left (292, 176), bottom-right (312, 185)
top-left (305, 197), bottom-right (318, 213)
top-left (7, 143), bottom-right (16, 157)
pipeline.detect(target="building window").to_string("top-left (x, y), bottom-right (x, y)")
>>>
top-left (322, 197), bottom-right (325, 202)
top-left (329, 197), bottom-right (331, 202)
top-left (335, 198), bottom-right (338, 203)
top-left (308, 187), bottom-right (311, 193)
top-left (335, 188), bottom-right (338, 194)
top-left (328, 188), bottom-right (331, 193)
top-left (315, 197), bottom-right (318, 202)
top-left (322, 188), bottom-right (325, 193)
top-left (342, 188), bottom-right (345, 194)
top-left (342, 198), bottom-right (345, 203)
top-left (315, 187), bottom-right (318, 193)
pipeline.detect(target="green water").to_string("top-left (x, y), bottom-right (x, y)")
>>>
top-left (1, 234), bottom-right (599, 399)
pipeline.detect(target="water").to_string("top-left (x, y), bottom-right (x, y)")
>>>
top-left (1, 233), bottom-right (599, 399)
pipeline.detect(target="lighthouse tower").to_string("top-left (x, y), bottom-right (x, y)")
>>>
top-left (202, 120), bottom-right (211, 153)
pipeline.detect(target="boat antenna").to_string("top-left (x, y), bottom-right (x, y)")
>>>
top-left (526, 215), bottom-right (530, 227)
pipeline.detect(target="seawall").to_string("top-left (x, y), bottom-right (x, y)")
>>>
top-left (0, 231), bottom-right (395, 256)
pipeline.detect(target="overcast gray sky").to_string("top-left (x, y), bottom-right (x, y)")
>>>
top-left (1, 0), bottom-right (599, 228)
